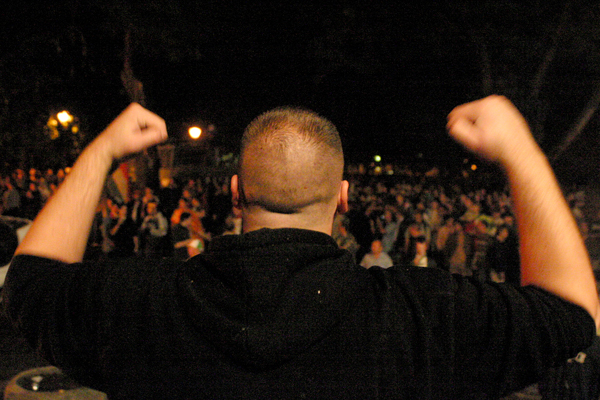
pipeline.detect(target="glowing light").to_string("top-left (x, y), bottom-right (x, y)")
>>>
top-left (57, 111), bottom-right (73, 126)
top-left (189, 126), bottom-right (202, 139)
top-left (374, 155), bottom-right (381, 163)
top-left (471, 164), bottom-right (477, 171)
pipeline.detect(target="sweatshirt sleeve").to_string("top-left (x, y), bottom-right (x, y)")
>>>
top-left (3, 253), bottom-right (187, 390)
top-left (3, 255), bottom-right (105, 379)
top-left (451, 275), bottom-right (597, 397)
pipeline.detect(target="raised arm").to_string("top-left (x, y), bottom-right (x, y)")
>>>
top-left (15, 103), bottom-right (167, 263)
top-left (447, 95), bottom-right (600, 327)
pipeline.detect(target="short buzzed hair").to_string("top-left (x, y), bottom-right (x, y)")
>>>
top-left (238, 107), bottom-right (344, 214)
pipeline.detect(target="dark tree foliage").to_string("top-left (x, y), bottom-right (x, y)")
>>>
top-left (1, 2), bottom-right (600, 182)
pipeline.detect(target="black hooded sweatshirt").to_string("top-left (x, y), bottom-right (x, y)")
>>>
top-left (3, 228), bottom-right (595, 399)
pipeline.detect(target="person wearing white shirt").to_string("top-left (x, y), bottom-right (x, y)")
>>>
top-left (360, 239), bottom-right (394, 269)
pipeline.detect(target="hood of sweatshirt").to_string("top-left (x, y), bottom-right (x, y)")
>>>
top-left (181, 228), bottom-right (366, 369)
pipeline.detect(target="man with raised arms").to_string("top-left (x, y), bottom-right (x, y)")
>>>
top-left (4, 97), bottom-right (599, 399)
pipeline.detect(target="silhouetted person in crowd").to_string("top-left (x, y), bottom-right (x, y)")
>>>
top-left (2, 177), bottom-right (21, 217)
top-left (411, 235), bottom-right (431, 267)
top-left (332, 214), bottom-right (360, 261)
top-left (487, 225), bottom-right (520, 283)
top-left (360, 239), bottom-right (394, 269)
top-left (171, 211), bottom-right (194, 261)
top-left (0, 219), bottom-right (18, 289)
top-left (108, 203), bottom-right (137, 259)
top-left (345, 199), bottom-right (373, 262)
top-left (22, 182), bottom-right (42, 220)
top-left (139, 201), bottom-right (168, 258)
top-left (4, 97), bottom-right (600, 399)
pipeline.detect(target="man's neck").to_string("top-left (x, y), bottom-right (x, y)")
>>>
top-left (241, 207), bottom-right (334, 236)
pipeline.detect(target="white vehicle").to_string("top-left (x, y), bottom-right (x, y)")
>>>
top-left (0, 216), bottom-right (32, 289)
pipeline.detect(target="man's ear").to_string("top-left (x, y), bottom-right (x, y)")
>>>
top-left (337, 180), bottom-right (349, 214)
top-left (231, 175), bottom-right (241, 212)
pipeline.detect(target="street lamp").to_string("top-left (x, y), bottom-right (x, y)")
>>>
top-left (47, 110), bottom-right (78, 139)
top-left (188, 126), bottom-right (202, 140)
top-left (45, 110), bottom-right (82, 166)
top-left (56, 111), bottom-right (73, 126)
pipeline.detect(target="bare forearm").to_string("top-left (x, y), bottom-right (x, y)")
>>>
top-left (504, 142), bottom-right (600, 324)
top-left (15, 139), bottom-right (113, 263)
top-left (447, 96), bottom-right (600, 326)
top-left (174, 239), bottom-right (193, 249)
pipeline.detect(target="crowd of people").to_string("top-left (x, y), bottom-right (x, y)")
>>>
top-left (340, 171), bottom-right (600, 285)
top-left (86, 178), bottom-right (239, 262)
top-left (2, 162), bottom-right (599, 286)
top-left (0, 167), bottom-right (239, 261)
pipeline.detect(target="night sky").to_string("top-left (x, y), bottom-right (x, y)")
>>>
top-left (2, 2), bottom-right (600, 180)
top-left (135, 3), bottom-right (479, 166)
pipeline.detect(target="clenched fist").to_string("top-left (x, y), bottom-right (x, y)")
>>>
top-left (93, 103), bottom-right (168, 162)
top-left (447, 95), bottom-right (538, 165)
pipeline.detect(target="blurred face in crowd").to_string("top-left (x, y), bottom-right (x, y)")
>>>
top-left (395, 194), bottom-right (404, 206)
top-left (110, 202), bottom-right (120, 217)
top-left (497, 226), bottom-right (509, 242)
top-left (371, 240), bottom-right (383, 256)
top-left (414, 212), bottom-right (423, 224)
top-left (415, 239), bottom-right (427, 256)
top-left (147, 202), bottom-right (157, 216)
top-left (178, 199), bottom-right (188, 209)
top-left (476, 220), bottom-right (487, 234)
top-left (384, 209), bottom-right (393, 222)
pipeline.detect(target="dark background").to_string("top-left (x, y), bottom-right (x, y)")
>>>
top-left (1, 1), bottom-right (600, 183)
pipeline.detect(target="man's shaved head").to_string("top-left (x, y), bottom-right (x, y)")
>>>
top-left (238, 107), bottom-right (344, 214)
